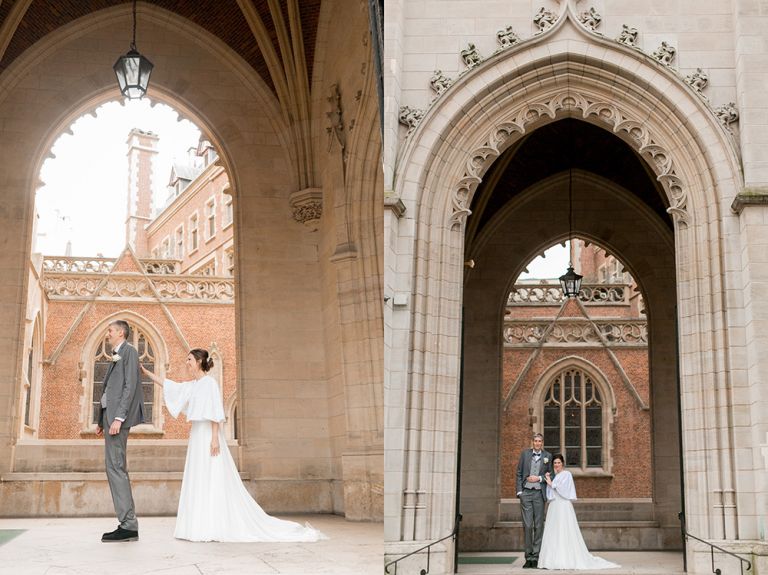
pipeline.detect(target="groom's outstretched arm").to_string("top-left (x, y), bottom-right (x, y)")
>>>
top-left (116, 345), bottom-right (139, 422)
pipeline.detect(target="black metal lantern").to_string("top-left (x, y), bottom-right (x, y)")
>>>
top-left (559, 265), bottom-right (583, 298)
top-left (560, 124), bottom-right (582, 299)
top-left (113, 0), bottom-right (153, 99)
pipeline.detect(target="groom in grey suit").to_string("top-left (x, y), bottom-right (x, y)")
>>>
top-left (516, 433), bottom-right (553, 569)
top-left (96, 320), bottom-right (144, 542)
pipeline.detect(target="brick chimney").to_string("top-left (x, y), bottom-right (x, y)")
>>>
top-left (125, 128), bottom-right (159, 256)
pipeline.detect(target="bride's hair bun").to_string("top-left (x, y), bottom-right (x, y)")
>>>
top-left (190, 348), bottom-right (214, 373)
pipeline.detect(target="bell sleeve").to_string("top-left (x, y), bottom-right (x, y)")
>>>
top-left (547, 470), bottom-right (577, 501)
top-left (163, 379), bottom-right (193, 419)
top-left (184, 376), bottom-right (226, 422)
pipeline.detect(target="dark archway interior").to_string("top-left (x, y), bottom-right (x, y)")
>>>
top-left (466, 119), bottom-right (671, 252)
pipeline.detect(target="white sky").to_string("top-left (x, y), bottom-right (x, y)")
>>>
top-left (517, 241), bottom-right (569, 281)
top-left (35, 98), bottom-right (201, 257)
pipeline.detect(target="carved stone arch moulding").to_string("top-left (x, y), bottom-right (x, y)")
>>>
top-left (448, 89), bottom-right (691, 230)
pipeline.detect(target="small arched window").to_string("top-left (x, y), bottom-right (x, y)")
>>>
top-left (90, 325), bottom-right (156, 425)
top-left (543, 368), bottom-right (603, 469)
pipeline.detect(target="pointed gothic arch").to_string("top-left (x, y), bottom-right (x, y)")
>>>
top-left (385, 5), bottom-right (747, 566)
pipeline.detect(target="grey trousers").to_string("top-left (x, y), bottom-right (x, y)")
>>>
top-left (103, 413), bottom-right (138, 531)
top-left (520, 488), bottom-right (545, 561)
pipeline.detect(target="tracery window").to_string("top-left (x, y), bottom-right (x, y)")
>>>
top-left (91, 326), bottom-right (156, 425)
top-left (543, 368), bottom-right (603, 469)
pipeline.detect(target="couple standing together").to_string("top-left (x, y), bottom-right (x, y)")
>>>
top-left (97, 319), bottom-right (324, 543)
top-left (516, 433), bottom-right (618, 570)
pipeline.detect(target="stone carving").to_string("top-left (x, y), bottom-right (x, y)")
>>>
top-left (496, 25), bottom-right (521, 50)
top-left (534, 7), bottom-right (557, 33)
top-left (42, 257), bottom-right (114, 274)
top-left (42, 274), bottom-right (234, 302)
top-left (616, 24), bottom-right (639, 47)
top-left (578, 7), bottom-right (602, 31)
top-left (398, 105), bottom-right (425, 134)
top-left (326, 83), bottom-right (346, 151)
top-left (142, 260), bottom-right (179, 274)
top-left (651, 41), bottom-right (676, 66)
top-left (508, 284), bottom-right (629, 305)
top-left (429, 70), bottom-right (453, 97)
top-left (448, 90), bottom-right (691, 229)
top-left (715, 102), bottom-right (739, 127)
top-left (460, 43), bottom-right (483, 69)
top-left (293, 202), bottom-right (323, 227)
top-left (684, 68), bottom-right (709, 99)
top-left (503, 320), bottom-right (647, 346)
top-left (289, 187), bottom-right (323, 230)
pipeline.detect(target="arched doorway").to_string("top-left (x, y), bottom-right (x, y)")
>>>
top-left (459, 117), bottom-right (677, 551)
top-left (384, 9), bottom-right (748, 573)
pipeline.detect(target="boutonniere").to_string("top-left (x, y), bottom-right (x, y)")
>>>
top-left (543, 457), bottom-right (549, 464)
top-left (111, 353), bottom-right (122, 362)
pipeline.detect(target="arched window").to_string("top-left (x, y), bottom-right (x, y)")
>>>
top-left (542, 367), bottom-right (605, 470)
top-left (90, 325), bottom-right (157, 426)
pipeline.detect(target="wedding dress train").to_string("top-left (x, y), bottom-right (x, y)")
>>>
top-left (538, 470), bottom-right (618, 570)
top-left (164, 376), bottom-right (325, 542)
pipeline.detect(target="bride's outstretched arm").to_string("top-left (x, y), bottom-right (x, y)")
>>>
top-left (140, 365), bottom-right (164, 386)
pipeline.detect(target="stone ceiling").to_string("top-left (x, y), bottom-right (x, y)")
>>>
top-left (0, 0), bottom-right (323, 95)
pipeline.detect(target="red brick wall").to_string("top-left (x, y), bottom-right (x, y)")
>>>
top-left (39, 298), bottom-right (236, 440)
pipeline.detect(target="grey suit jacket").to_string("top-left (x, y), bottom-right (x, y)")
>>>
top-left (516, 448), bottom-right (554, 502)
top-left (101, 341), bottom-right (144, 428)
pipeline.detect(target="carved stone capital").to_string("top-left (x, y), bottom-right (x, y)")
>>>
top-left (289, 187), bottom-right (323, 231)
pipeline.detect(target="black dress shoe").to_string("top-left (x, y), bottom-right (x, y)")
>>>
top-left (531, 559), bottom-right (538, 569)
top-left (523, 559), bottom-right (532, 569)
top-left (102, 526), bottom-right (138, 542)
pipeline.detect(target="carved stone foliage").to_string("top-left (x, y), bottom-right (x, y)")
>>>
top-left (496, 26), bottom-right (521, 50)
top-left (142, 260), bottom-right (180, 274)
top-left (534, 7), bottom-right (557, 33)
top-left (398, 105), bottom-right (424, 134)
top-left (578, 7), bottom-right (602, 31)
top-left (651, 41), bottom-right (676, 66)
top-left (430, 70), bottom-right (453, 97)
top-left (715, 102), bottom-right (739, 127)
top-left (684, 68), bottom-right (709, 99)
top-left (449, 90), bottom-right (692, 229)
top-left (616, 24), bottom-right (638, 47)
top-left (42, 257), bottom-right (114, 274)
top-left (289, 187), bottom-right (323, 230)
top-left (42, 274), bottom-right (234, 302)
top-left (508, 284), bottom-right (629, 305)
top-left (460, 43), bottom-right (483, 69)
top-left (503, 320), bottom-right (647, 346)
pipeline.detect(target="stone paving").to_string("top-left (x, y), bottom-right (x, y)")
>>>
top-left (456, 551), bottom-right (684, 574)
top-left (0, 515), bottom-right (382, 575)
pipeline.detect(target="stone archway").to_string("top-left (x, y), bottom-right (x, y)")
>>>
top-left (385, 7), bottom-right (748, 573)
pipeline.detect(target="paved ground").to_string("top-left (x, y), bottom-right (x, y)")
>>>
top-left (456, 551), bottom-right (684, 574)
top-left (0, 515), bottom-right (382, 575)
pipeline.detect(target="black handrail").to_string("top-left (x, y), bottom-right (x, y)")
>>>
top-left (384, 518), bottom-right (461, 575)
top-left (679, 512), bottom-right (752, 575)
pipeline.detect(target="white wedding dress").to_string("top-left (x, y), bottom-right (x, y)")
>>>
top-left (163, 376), bottom-right (325, 542)
top-left (538, 470), bottom-right (619, 570)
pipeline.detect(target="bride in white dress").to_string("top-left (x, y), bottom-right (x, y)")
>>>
top-left (538, 454), bottom-right (618, 570)
top-left (142, 349), bottom-right (325, 543)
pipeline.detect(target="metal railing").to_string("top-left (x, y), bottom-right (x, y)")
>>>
top-left (384, 518), bottom-right (460, 575)
top-left (680, 512), bottom-right (752, 575)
